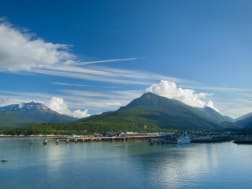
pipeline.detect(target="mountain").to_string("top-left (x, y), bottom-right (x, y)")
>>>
top-left (203, 107), bottom-right (233, 123)
top-left (72, 92), bottom-right (234, 132)
top-left (0, 102), bottom-right (76, 127)
top-left (236, 112), bottom-right (252, 122)
top-left (236, 113), bottom-right (252, 128)
top-left (2, 93), bottom-right (237, 135)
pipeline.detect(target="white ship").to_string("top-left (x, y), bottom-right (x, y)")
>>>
top-left (177, 134), bottom-right (191, 144)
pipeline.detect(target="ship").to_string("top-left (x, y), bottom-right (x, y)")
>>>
top-left (177, 134), bottom-right (191, 144)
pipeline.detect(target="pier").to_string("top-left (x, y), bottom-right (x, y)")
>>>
top-left (35, 133), bottom-right (252, 145)
top-left (51, 134), bottom-right (160, 144)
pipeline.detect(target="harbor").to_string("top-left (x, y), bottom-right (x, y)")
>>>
top-left (50, 133), bottom-right (160, 144)
top-left (2, 132), bottom-right (252, 146)
top-left (148, 133), bottom-right (252, 145)
top-left (44, 132), bottom-right (252, 145)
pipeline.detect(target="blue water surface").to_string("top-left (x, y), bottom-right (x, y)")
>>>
top-left (0, 138), bottom-right (252, 189)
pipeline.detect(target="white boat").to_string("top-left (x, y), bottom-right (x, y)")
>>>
top-left (68, 134), bottom-right (81, 139)
top-left (177, 134), bottom-right (191, 144)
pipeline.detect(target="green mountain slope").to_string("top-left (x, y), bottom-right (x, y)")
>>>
top-left (62, 93), bottom-right (234, 133)
top-left (77, 93), bottom-right (231, 131)
top-left (2, 93), bottom-right (235, 135)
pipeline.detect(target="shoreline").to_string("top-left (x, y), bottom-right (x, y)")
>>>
top-left (0, 133), bottom-right (161, 138)
top-left (0, 135), bottom-right (62, 138)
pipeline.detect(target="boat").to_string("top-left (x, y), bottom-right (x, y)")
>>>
top-left (68, 134), bottom-right (81, 140)
top-left (149, 134), bottom-right (191, 145)
top-left (177, 134), bottom-right (191, 144)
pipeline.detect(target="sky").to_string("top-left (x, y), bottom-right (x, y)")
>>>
top-left (0, 0), bottom-right (252, 118)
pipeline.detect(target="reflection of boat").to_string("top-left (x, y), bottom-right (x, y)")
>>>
top-left (149, 138), bottom-right (164, 145)
top-left (177, 134), bottom-right (191, 144)
top-left (149, 135), bottom-right (177, 145)
top-left (191, 135), bottom-right (212, 143)
top-left (43, 139), bottom-right (48, 145)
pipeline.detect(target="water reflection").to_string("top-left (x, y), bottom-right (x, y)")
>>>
top-left (1, 139), bottom-right (252, 189)
top-left (116, 143), bottom-right (220, 189)
top-left (157, 145), bottom-right (219, 188)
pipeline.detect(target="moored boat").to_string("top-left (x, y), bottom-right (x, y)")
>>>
top-left (177, 134), bottom-right (191, 144)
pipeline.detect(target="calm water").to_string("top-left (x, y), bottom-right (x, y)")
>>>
top-left (0, 138), bottom-right (252, 189)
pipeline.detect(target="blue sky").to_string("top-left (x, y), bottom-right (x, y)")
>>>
top-left (0, 0), bottom-right (252, 118)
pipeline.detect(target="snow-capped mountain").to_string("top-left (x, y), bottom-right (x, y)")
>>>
top-left (0, 102), bottom-right (76, 127)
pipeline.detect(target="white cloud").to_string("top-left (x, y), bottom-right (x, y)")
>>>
top-left (205, 100), bottom-right (216, 110)
top-left (47, 97), bottom-right (89, 118)
top-left (1, 88), bottom-right (252, 118)
top-left (0, 91), bottom-right (90, 118)
top-left (52, 82), bottom-right (89, 88)
top-left (60, 89), bottom-right (143, 113)
top-left (0, 21), bottom-right (75, 72)
top-left (146, 80), bottom-right (219, 111)
top-left (0, 89), bottom-right (141, 115)
top-left (75, 57), bottom-right (137, 66)
top-left (1, 20), bottom-right (251, 118)
top-left (32, 64), bottom-right (185, 85)
top-left (0, 20), bottom-right (193, 86)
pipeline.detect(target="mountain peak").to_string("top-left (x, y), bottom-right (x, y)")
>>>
top-left (203, 106), bottom-right (218, 113)
top-left (141, 92), bottom-right (159, 98)
top-left (78, 91), bottom-right (234, 131)
top-left (0, 102), bottom-right (50, 112)
top-left (20, 102), bottom-right (50, 111)
top-left (0, 101), bottom-right (76, 127)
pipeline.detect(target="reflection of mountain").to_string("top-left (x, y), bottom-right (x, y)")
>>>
top-left (121, 142), bottom-right (219, 188)
top-left (1, 139), bottom-right (249, 188)
top-left (156, 145), bottom-right (218, 188)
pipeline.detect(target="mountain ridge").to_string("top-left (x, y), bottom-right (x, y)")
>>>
top-left (0, 102), bottom-right (76, 127)
top-left (0, 93), bottom-right (238, 134)
top-left (75, 92), bottom-right (235, 132)
top-left (236, 113), bottom-right (252, 128)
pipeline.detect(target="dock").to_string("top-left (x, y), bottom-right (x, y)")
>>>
top-left (233, 135), bottom-right (252, 144)
top-left (52, 134), bottom-right (159, 144)
top-left (191, 135), bottom-right (232, 143)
